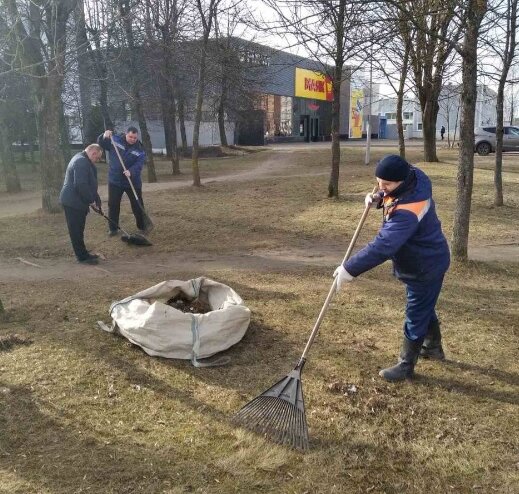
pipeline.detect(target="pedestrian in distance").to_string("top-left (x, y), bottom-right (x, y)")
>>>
top-left (98, 127), bottom-right (147, 236)
top-left (333, 154), bottom-right (450, 381)
top-left (440, 125), bottom-right (446, 140)
top-left (59, 144), bottom-right (104, 265)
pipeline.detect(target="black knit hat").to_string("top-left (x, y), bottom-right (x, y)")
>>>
top-left (375, 155), bottom-right (410, 182)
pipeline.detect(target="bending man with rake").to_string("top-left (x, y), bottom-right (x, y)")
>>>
top-left (59, 144), bottom-right (104, 265)
top-left (334, 155), bottom-right (450, 382)
top-left (98, 127), bottom-right (147, 236)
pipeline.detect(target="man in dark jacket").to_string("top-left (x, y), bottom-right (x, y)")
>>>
top-left (59, 144), bottom-right (103, 265)
top-left (98, 127), bottom-right (146, 235)
top-left (334, 154), bottom-right (450, 381)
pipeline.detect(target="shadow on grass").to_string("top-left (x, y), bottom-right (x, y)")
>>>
top-left (443, 359), bottom-right (519, 387)
top-left (414, 360), bottom-right (519, 406)
top-left (0, 382), bottom-right (205, 493)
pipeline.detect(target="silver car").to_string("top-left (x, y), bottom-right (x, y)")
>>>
top-left (474, 126), bottom-right (519, 155)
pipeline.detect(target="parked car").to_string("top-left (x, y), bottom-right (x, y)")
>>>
top-left (474, 126), bottom-right (519, 155)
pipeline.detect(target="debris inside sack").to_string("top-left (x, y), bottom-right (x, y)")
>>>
top-left (0, 333), bottom-right (32, 352)
top-left (166, 293), bottom-right (212, 314)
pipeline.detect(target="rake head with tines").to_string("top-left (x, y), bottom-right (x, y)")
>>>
top-left (234, 359), bottom-right (309, 451)
top-left (234, 186), bottom-right (377, 451)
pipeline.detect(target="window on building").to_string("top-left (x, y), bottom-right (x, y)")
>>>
top-left (403, 112), bottom-right (413, 120)
top-left (417, 123), bottom-right (423, 130)
top-left (280, 96), bottom-right (292, 136)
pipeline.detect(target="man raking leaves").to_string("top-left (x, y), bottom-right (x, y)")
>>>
top-left (334, 154), bottom-right (450, 381)
top-left (98, 127), bottom-right (153, 236)
top-left (235, 155), bottom-right (450, 451)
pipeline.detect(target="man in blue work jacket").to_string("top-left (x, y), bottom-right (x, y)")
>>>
top-left (98, 127), bottom-right (146, 235)
top-left (334, 155), bottom-right (450, 381)
top-left (59, 144), bottom-right (103, 264)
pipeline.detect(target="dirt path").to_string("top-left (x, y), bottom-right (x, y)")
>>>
top-left (0, 152), bottom-right (311, 219)
top-left (2, 240), bottom-right (518, 283)
top-left (1, 150), bottom-right (517, 282)
top-left (0, 246), bottom-right (342, 283)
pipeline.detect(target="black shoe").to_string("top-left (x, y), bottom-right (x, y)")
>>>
top-left (379, 336), bottom-right (423, 382)
top-left (420, 319), bottom-right (445, 360)
top-left (78, 255), bottom-right (99, 265)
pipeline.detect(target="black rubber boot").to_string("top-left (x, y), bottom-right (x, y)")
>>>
top-left (420, 319), bottom-right (445, 360)
top-left (379, 336), bottom-right (423, 382)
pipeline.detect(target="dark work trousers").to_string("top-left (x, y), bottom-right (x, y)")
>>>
top-left (108, 183), bottom-right (145, 232)
top-left (403, 275), bottom-right (445, 341)
top-left (63, 205), bottom-right (89, 261)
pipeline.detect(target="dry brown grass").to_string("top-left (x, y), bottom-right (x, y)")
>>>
top-left (0, 145), bottom-right (518, 493)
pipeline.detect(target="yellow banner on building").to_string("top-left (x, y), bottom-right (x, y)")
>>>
top-left (295, 68), bottom-right (333, 101)
top-left (350, 89), bottom-right (363, 138)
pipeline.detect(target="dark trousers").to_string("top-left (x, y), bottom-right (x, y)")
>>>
top-left (108, 183), bottom-right (145, 231)
top-left (63, 205), bottom-right (89, 261)
top-left (403, 275), bottom-right (445, 341)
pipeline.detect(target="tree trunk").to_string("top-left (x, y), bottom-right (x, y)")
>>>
top-left (161, 43), bottom-right (180, 175)
top-left (396, 42), bottom-right (410, 159)
top-left (217, 97), bottom-right (228, 146)
top-left (168, 95), bottom-right (180, 174)
top-left (37, 78), bottom-right (67, 213)
top-left (132, 89), bottom-right (157, 183)
top-left (178, 97), bottom-right (189, 156)
top-left (494, 0), bottom-right (517, 206)
top-left (422, 99), bottom-right (439, 161)
top-left (192, 39), bottom-right (208, 187)
top-left (59, 99), bottom-right (72, 166)
top-left (75, 1), bottom-right (92, 145)
top-left (161, 93), bottom-right (173, 157)
top-left (0, 122), bottom-right (22, 192)
top-left (451, 0), bottom-right (487, 261)
top-left (120, 2), bottom-right (157, 183)
top-left (494, 83), bottom-right (505, 206)
top-left (217, 68), bottom-right (229, 146)
top-left (29, 140), bottom-right (36, 169)
top-left (452, 105), bottom-right (460, 148)
top-left (328, 66), bottom-right (342, 198)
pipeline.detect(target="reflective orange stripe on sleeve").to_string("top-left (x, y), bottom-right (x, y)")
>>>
top-left (394, 199), bottom-right (431, 221)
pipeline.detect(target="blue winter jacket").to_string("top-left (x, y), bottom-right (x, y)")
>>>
top-left (59, 152), bottom-right (101, 212)
top-left (97, 133), bottom-right (146, 188)
top-left (345, 167), bottom-right (450, 282)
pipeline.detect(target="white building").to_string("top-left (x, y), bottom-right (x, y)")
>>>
top-left (377, 84), bottom-right (497, 139)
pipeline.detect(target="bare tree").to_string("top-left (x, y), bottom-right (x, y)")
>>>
top-left (4, 0), bottom-right (78, 212)
top-left (148, 0), bottom-right (188, 175)
top-left (83, 0), bottom-right (116, 131)
top-left (117, 0), bottom-right (157, 182)
top-left (482, 0), bottom-right (518, 206)
top-left (0, 20), bottom-right (22, 192)
top-left (392, 0), bottom-right (464, 162)
top-left (451, 0), bottom-right (488, 261)
top-left (373, 30), bottom-right (413, 158)
top-left (191, 0), bottom-right (224, 186)
top-left (260, 0), bottom-right (369, 197)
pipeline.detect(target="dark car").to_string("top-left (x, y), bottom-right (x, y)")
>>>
top-left (474, 126), bottom-right (519, 155)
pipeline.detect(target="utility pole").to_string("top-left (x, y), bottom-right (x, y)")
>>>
top-left (364, 38), bottom-right (373, 166)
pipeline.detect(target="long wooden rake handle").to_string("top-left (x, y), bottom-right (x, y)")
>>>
top-left (110, 135), bottom-right (141, 203)
top-left (299, 185), bottom-right (379, 363)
